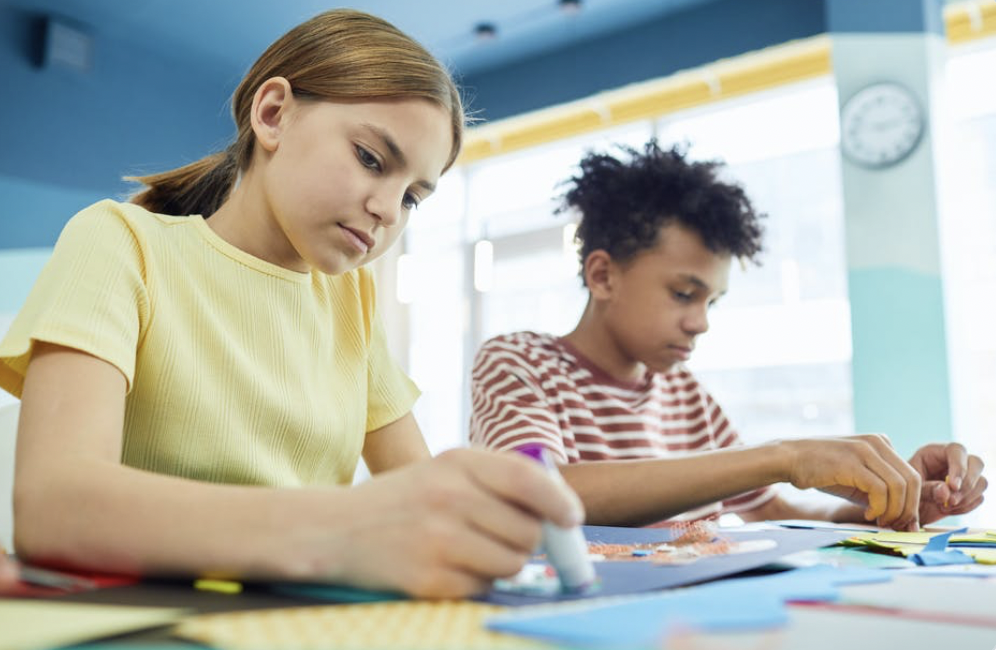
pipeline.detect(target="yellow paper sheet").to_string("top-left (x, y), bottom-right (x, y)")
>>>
top-left (843, 530), bottom-right (996, 548)
top-left (0, 600), bottom-right (188, 650)
top-left (176, 601), bottom-right (553, 650)
top-left (841, 530), bottom-right (996, 564)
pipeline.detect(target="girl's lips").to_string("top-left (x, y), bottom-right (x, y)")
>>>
top-left (340, 225), bottom-right (373, 253)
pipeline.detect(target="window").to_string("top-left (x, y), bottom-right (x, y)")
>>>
top-left (403, 32), bottom-right (996, 528)
top-left (938, 36), bottom-right (996, 526)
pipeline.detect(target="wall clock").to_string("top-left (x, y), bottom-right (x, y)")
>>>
top-left (840, 82), bottom-right (925, 169)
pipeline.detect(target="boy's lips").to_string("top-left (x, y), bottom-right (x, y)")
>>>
top-left (669, 344), bottom-right (693, 360)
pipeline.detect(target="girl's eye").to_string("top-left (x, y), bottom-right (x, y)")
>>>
top-left (672, 291), bottom-right (693, 302)
top-left (402, 192), bottom-right (420, 211)
top-left (356, 145), bottom-right (381, 171)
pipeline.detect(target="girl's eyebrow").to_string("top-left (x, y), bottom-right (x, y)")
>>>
top-left (360, 122), bottom-right (436, 193)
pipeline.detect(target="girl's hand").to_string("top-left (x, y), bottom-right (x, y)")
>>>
top-left (316, 448), bottom-right (584, 598)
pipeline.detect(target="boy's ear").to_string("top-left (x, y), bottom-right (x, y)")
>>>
top-left (584, 250), bottom-right (614, 300)
top-left (250, 76), bottom-right (294, 153)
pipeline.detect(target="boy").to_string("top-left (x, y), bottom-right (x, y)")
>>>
top-left (471, 141), bottom-right (986, 530)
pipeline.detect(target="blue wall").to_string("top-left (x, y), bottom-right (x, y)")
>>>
top-left (461, 0), bottom-right (827, 121)
top-left (0, 5), bottom-right (236, 248)
top-left (0, 0), bottom-right (830, 246)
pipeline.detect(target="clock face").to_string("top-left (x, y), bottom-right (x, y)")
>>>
top-left (840, 83), bottom-right (924, 169)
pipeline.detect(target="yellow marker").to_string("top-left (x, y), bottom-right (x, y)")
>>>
top-left (194, 579), bottom-right (243, 595)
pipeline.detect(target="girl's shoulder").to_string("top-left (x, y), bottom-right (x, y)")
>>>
top-left (62, 199), bottom-right (192, 241)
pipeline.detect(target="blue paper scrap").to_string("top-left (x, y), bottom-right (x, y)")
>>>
top-left (910, 527), bottom-right (976, 567)
top-left (487, 566), bottom-right (890, 649)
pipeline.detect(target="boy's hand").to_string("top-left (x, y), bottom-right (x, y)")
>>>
top-left (782, 434), bottom-right (922, 529)
top-left (909, 442), bottom-right (987, 524)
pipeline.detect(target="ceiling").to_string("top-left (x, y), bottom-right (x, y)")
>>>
top-left (7, 0), bottom-right (721, 79)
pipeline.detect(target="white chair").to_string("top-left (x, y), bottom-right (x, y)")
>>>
top-left (0, 402), bottom-right (19, 553)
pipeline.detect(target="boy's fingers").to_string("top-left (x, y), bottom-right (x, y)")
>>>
top-left (944, 443), bottom-right (969, 491)
top-left (859, 450), bottom-right (913, 526)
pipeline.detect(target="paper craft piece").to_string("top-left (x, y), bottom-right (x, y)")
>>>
top-left (843, 527), bottom-right (996, 565)
top-left (772, 519), bottom-right (883, 533)
top-left (493, 563), bottom-right (564, 597)
top-left (909, 528), bottom-right (975, 566)
top-left (0, 601), bottom-right (188, 650)
top-left (583, 521), bottom-right (773, 565)
top-left (0, 563), bottom-right (139, 599)
top-left (175, 601), bottom-right (549, 650)
top-left (838, 573), bottom-right (996, 627)
top-left (772, 546), bottom-right (915, 570)
top-left (904, 562), bottom-right (996, 577)
top-left (483, 526), bottom-right (848, 606)
top-left (487, 566), bottom-right (890, 648)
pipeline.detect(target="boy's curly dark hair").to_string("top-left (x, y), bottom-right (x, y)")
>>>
top-left (558, 140), bottom-right (765, 285)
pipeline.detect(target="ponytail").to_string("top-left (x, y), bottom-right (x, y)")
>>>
top-left (128, 146), bottom-right (239, 217)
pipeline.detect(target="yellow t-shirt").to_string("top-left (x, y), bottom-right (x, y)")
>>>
top-left (0, 200), bottom-right (419, 486)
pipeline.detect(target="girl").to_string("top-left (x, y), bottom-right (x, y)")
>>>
top-left (0, 9), bottom-right (582, 598)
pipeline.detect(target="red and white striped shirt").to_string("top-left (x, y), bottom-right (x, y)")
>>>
top-left (470, 331), bottom-right (774, 521)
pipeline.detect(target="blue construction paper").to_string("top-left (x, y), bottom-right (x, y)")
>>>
top-left (482, 526), bottom-right (848, 606)
top-left (266, 526), bottom-right (848, 608)
top-left (910, 549), bottom-right (975, 566)
top-left (910, 527), bottom-right (976, 566)
top-left (487, 566), bottom-right (891, 648)
top-left (771, 519), bottom-right (881, 533)
top-left (922, 528), bottom-right (968, 552)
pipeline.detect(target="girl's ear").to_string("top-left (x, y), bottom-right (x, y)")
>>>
top-left (250, 77), bottom-right (294, 153)
top-left (584, 250), bottom-right (615, 301)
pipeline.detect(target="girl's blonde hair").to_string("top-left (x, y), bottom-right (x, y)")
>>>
top-left (130, 9), bottom-right (464, 217)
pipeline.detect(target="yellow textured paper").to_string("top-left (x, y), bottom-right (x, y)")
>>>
top-left (0, 601), bottom-right (188, 650)
top-left (176, 601), bottom-right (553, 650)
top-left (842, 530), bottom-right (996, 564)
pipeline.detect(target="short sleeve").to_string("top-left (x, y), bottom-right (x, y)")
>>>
top-left (0, 200), bottom-right (150, 397)
top-left (469, 336), bottom-right (569, 463)
top-left (361, 269), bottom-right (419, 432)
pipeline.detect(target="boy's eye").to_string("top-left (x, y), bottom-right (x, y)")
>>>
top-left (356, 145), bottom-right (381, 171)
top-left (672, 291), bottom-right (693, 302)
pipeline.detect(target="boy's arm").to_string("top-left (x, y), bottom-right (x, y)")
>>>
top-left (739, 442), bottom-right (989, 527)
top-left (556, 435), bottom-right (922, 529)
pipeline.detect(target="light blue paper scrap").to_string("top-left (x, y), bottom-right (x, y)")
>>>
top-left (910, 528), bottom-right (976, 567)
top-left (487, 566), bottom-right (890, 648)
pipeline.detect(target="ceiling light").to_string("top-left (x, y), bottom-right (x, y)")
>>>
top-left (559, 0), bottom-right (583, 15)
top-left (474, 22), bottom-right (497, 42)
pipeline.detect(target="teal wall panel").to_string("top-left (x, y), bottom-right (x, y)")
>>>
top-left (848, 267), bottom-right (952, 456)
